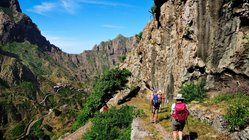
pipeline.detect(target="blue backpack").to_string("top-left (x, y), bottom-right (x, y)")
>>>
top-left (152, 94), bottom-right (160, 107)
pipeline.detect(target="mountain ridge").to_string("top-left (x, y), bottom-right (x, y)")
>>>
top-left (0, 0), bottom-right (138, 139)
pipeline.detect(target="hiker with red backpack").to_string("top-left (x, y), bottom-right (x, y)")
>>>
top-left (150, 89), bottom-right (161, 123)
top-left (170, 94), bottom-right (189, 140)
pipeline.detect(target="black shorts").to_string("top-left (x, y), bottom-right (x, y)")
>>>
top-left (172, 119), bottom-right (186, 131)
top-left (152, 106), bottom-right (159, 113)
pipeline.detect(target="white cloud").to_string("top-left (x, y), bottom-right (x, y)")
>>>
top-left (60, 0), bottom-right (79, 14)
top-left (27, 0), bottom-right (133, 15)
top-left (77, 0), bottom-right (133, 7)
top-left (101, 24), bottom-right (125, 29)
top-left (27, 2), bottom-right (56, 14)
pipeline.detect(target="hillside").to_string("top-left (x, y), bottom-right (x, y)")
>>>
top-left (0, 0), bottom-right (138, 139)
top-left (1, 0), bottom-right (249, 139)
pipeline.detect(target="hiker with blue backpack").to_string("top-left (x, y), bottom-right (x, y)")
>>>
top-left (170, 94), bottom-right (189, 140)
top-left (150, 89), bottom-right (161, 123)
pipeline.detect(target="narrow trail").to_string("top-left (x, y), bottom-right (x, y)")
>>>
top-left (125, 96), bottom-right (172, 140)
top-left (59, 122), bottom-right (92, 140)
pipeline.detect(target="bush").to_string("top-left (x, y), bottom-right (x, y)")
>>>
top-left (71, 68), bottom-right (132, 131)
top-left (149, 4), bottom-right (156, 15)
top-left (11, 121), bottom-right (26, 136)
top-left (225, 102), bottom-right (249, 131)
top-left (136, 32), bottom-right (143, 41)
top-left (179, 80), bottom-right (206, 103)
top-left (83, 106), bottom-right (134, 140)
top-left (119, 55), bottom-right (126, 63)
top-left (213, 93), bottom-right (249, 131)
top-left (30, 119), bottom-right (44, 138)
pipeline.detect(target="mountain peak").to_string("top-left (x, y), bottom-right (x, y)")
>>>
top-left (0, 0), bottom-right (22, 12)
top-left (115, 34), bottom-right (125, 39)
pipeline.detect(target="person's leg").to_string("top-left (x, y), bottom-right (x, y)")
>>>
top-left (154, 108), bottom-right (159, 123)
top-left (151, 107), bottom-right (155, 122)
top-left (178, 121), bottom-right (185, 140)
top-left (172, 131), bottom-right (178, 140)
top-left (172, 119), bottom-right (179, 140)
top-left (178, 131), bottom-right (183, 140)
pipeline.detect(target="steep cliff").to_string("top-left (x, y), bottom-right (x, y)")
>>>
top-left (53, 34), bottom-right (138, 81)
top-left (122, 0), bottom-right (249, 99)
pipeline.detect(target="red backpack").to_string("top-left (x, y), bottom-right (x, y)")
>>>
top-left (173, 102), bottom-right (189, 121)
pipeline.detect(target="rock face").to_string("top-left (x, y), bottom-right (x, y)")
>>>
top-left (121, 0), bottom-right (249, 99)
top-left (0, 2), bottom-right (60, 52)
top-left (52, 34), bottom-right (138, 81)
top-left (0, 0), bottom-right (21, 12)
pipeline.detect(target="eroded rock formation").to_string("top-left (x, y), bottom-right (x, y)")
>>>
top-left (121, 0), bottom-right (249, 99)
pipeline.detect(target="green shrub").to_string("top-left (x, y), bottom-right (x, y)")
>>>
top-left (119, 55), bottom-right (126, 63)
top-left (83, 106), bottom-right (134, 140)
top-left (0, 7), bottom-right (14, 19)
top-left (136, 32), bottom-right (143, 40)
top-left (0, 78), bottom-right (9, 88)
top-left (149, 4), bottom-right (156, 15)
top-left (179, 80), bottom-right (206, 103)
top-left (30, 119), bottom-right (44, 138)
top-left (71, 68), bottom-right (131, 131)
top-left (213, 93), bottom-right (249, 131)
top-left (212, 94), bottom-right (233, 103)
top-left (11, 121), bottom-right (26, 136)
top-left (212, 92), bottom-right (249, 106)
top-left (224, 102), bottom-right (249, 131)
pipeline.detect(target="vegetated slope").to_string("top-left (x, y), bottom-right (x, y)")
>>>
top-left (0, 0), bottom-right (138, 139)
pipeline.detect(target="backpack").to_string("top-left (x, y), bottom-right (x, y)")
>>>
top-left (173, 102), bottom-right (189, 121)
top-left (152, 94), bottom-right (160, 107)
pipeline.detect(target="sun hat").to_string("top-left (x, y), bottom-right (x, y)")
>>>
top-left (174, 94), bottom-right (185, 100)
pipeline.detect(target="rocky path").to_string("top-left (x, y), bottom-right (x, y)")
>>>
top-left (59, 122), bottom-right (92, 140)
top-left (125, 96), bottom-right (172, 140)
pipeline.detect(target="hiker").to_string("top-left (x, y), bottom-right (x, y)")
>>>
top-left (150, 89), bottom-right (161, 123)
top-left (170, 94), bottom-right (189, 140)
top-left (100, 103), bottom-right (109, 112)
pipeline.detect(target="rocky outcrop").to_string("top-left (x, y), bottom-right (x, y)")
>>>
top-left (0, 2), bottom-right (60, 52)
top-left (0, 51), bottom-right (38, 85)
top-left (121, 0), bottom-right (249, 99)
top-left (0, 0), bottom-right (21, 12)
top-left (131, 118), bottom-right (150, 140)
top-left (52, 34), bottom-right (138, 81)
top-left (189, 103), bottom-right (249, 140)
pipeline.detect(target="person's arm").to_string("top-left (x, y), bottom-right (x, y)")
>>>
top-left (170, 103), bottom-right (175, 116)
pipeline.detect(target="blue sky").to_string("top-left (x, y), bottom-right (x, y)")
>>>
top-left (18, 0), bottom-right (153, 54)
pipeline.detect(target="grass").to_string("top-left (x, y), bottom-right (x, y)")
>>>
top-left (203, 92), bottom-right (249, 115)
top-left (125, 95), bottom-right (234, 140)
top-left (0, 42), bottom-right (75, 82)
